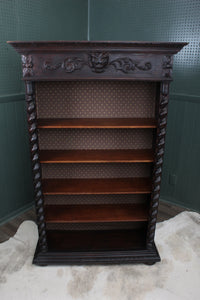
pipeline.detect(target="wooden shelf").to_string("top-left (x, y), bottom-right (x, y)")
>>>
top-left (40, 149), bottom-right (154, 163)
top-left (45, 204), bottom-right (148, 223)
top-left (46, 228), bottom-right (147, 252)
top-left (42, 178), bottom-right (151, 195)
top-left (37, 118), bottom-right (157, 129)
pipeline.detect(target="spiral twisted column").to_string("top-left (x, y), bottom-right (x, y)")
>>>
top-left (146, 81), bottom-right (170, 249)
top-left (25, 81), bottom-right (48, 252)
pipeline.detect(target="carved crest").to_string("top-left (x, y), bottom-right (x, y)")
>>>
top-left (111, 58), bottom-right (152, 73)
top-left (88, 52), bottom-right (109, 73)
top-left (22, 55), bottom-right (34, 77)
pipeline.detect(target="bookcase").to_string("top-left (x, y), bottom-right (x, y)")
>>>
top-left (8, 41), bottom-right (187, 265)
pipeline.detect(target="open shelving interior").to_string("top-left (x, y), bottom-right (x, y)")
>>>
top-left (36, 80), bottom-right (157, 252)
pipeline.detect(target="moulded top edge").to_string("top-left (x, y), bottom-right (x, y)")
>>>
top-left (7, 40), bottom-right (188, 54)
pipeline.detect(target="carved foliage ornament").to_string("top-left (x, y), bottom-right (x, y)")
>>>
top-left (162, 55), bottom-right (173, 78)
top-left (42, 52), bottom-right (152, 74)
top-left (22, 55), bottom-right (34, 77)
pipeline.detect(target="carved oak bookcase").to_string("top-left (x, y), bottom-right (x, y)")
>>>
top-left (8, 41), bottom-right (187, 265)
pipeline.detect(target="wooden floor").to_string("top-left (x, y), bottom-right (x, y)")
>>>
top-left (0, 201), bottom-right (187, 243)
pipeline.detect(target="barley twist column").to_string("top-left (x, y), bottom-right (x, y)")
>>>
top-left (147, 81), bottom-right (170, 249)
top-left (25, 81), bottom-right (47, 252)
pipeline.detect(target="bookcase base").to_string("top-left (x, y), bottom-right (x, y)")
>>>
top-left (33, 242), bottom-right (160, 266)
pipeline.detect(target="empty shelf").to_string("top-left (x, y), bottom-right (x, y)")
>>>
top-left (37, 118), bottom-right (157, 128)
top-left (42, 178), bottom-right (152, 195)
top-left (40, 149), bottom-right (154, 163)
top-left (45, 204), bottom-right (148, 223)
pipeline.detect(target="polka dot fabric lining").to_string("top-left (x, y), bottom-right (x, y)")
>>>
top-left (44, 194), bottom-right (147, 205)
top-left (38, 128), bottom-right (153, 150)
top-left (41, 163), bottom-right (151, 179)
top-left (36, 81), bottom-right (156, 119)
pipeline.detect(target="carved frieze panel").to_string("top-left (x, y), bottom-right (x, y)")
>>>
top-left (19, 50), bottom-right (179, 81)
top-left (41, 52), bottom-right (153, 75)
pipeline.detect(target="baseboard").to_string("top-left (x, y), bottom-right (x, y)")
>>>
top-left (0, 93), bottom-right (25, 104)
top-left (170, 93), bottom-right (200, 104)
top-left (0, 202), bottom-right (34, 225)
top-left (160, 197), bottom-right (199, 213)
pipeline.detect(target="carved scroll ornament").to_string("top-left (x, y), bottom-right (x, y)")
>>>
top-left (111, 58), bottom-right (152, 73)
top-left (43, 57), bottom-right (84, 73)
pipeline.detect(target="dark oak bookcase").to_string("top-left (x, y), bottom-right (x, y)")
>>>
top-left (9, 41), bottom-right (187, 265)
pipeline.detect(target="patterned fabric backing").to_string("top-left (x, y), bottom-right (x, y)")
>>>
top-left (41, 163), bottom-right (152, 179)
top-left (44, 194), bottom-right (148, 205)
top-left (38, 128), bottom-right (153, 150)
top-left (36, 81), bottom-right (156, 118)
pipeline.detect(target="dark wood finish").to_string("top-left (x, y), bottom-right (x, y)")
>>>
top-left (25, 81), bottom-right (47, 253)
top-left (33, 242), bottom-right (160, 265)
top-left (46, 229), bottom-right (146, 251)
top-left (7, 40), bottom-right (187, 51)
top-left (9, 41), bottom-right (187, 266)
top-left (33, 229), bottom-right (160, 265)
top-left (42, 178), bottom-right (151, 195)
top-left (7, 41), bottom-right (187, 82)
top-left (37, 118), bottom-right (157, 129)
top-left (40, 149), bottom-right (154, 163)
top-left (146, 82), bottom-right (170, 249)
top-left (45, 204), bottom-right (148, 223)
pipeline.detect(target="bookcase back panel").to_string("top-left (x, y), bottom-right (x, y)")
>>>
top-left (41, 163), bottom-right (151, 179)
top-left (36, 81), bottom-right (156, 118)
top-left (38, 129), bottom-right (153, 150)
top-left (44, 194), bottom-right (147, 205)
